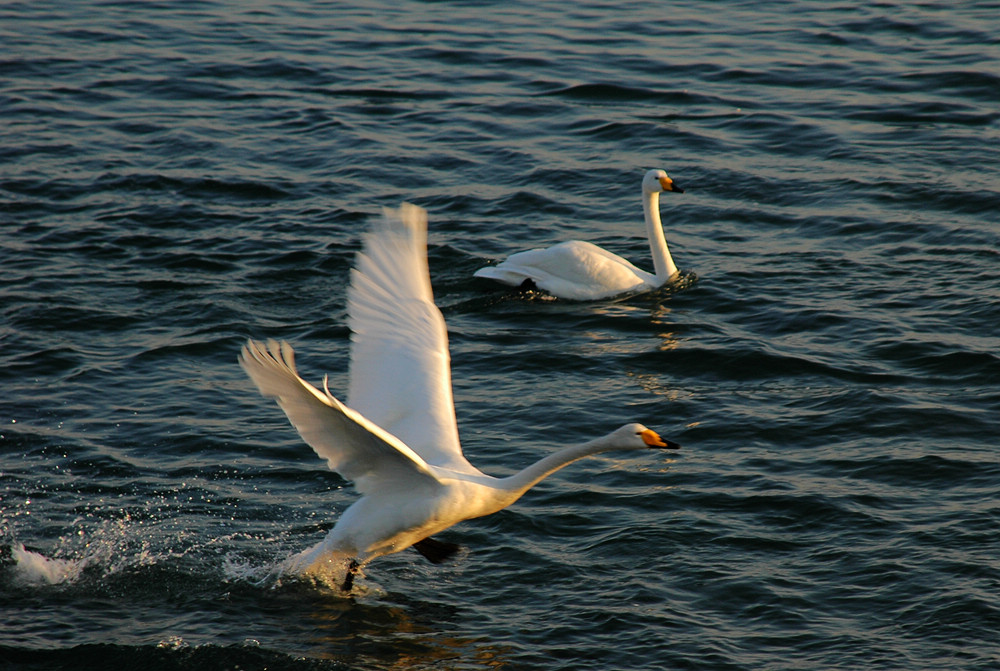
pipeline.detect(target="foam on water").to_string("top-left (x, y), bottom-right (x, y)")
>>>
top-left (10, 544), bottom-right (86, 586)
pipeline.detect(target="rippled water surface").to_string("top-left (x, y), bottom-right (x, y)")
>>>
top-left (2, 1), bottom-right (999, 669)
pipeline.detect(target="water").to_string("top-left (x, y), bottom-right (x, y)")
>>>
top-left (2, 0), bottom-right (999, 668)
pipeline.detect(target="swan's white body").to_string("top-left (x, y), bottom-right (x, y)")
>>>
top-left (240, 203), bottom-right (679, 588)
top-left (474, 169), bottom-right (684, 300)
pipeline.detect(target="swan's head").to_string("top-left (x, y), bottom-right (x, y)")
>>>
top-left (613, 423), bottom-right (681, 450)
top-left (643, 169), bottom-right (684, 195)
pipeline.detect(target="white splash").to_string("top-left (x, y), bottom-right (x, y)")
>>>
top-left (221, 553), bottom-right (276, 585)
top-left (11, 544), bottom-right (87, 585)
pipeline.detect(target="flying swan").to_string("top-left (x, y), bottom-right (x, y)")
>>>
top-left (239, 203), bottom-right (680, 591)
top-left (474, 169), bottom-right (685, 300)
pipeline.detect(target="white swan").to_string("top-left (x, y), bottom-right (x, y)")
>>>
top-left (239, 203), bottom-right (680, 591)
top-left (474, 169), bottom-right (685, 300)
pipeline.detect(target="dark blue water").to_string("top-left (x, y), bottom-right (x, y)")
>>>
top-left (2, 1), bottom-right (999, 669)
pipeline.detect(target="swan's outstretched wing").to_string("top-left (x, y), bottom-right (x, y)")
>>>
top-left (240, 339), bottom-right (442, 495)
top-left (347, 203), bottom-right (478, 474)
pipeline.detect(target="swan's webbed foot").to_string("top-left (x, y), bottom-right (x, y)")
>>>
top-left (341, 559), bottom-right (359, 592)
top-left (517, 278), bottom-right (538, 292)
top-left (412, 537), bottom-right (462, 564)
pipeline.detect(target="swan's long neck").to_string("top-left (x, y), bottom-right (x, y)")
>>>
top-left (497, 436), bottom-right (631, 503)
top-left (643, 190), bottom-right (678, 281)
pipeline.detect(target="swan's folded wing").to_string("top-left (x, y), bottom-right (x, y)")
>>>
top-left (346, 203), bottom-right (479, 475)
top-left (239, 339), bottom-right (442, 495)
top-left (479, 241), bottom-right (650, 300)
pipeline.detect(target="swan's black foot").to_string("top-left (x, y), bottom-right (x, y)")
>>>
top-left (412, 537), bottom-right (463, 564)
top-left (517, 278), bottom-right (538, 292)
top-left (341, 559), bottom-right (359, 592)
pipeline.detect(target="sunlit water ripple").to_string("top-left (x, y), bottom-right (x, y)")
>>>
top-left (2, 1), bottom-right (999, 669)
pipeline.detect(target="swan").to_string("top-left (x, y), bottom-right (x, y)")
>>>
top-left (474, 169), bottom-right (685, 300)
top-left (239, 203), bottom-right (680, 591)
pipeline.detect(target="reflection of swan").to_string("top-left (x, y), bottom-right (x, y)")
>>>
top-left (240, 203), bottom-right (680, 591)
top-left (474, 169), bottom-right (685, 300)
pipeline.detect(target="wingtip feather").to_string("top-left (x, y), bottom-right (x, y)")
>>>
top-left (239, 338), bottom-right (335, 408)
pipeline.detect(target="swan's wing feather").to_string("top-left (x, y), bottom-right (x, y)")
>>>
top-left (346, 204), bottom-right (478, 474)
top-left (239, 339), bottom-right (443, 494)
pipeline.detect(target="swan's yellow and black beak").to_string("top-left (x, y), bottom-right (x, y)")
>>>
top-left (641, 429), bottom-right (681, 450)
top-left (658, 176), bottom-right (684, 194)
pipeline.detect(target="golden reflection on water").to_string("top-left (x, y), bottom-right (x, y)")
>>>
top-left (570, 300), bottom-right (685, 359)
top-left (627, 371), bottom-right (684, 402)
top-left (289, 587), bottom-right (513, 669)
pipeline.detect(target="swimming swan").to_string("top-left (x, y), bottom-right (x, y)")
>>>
top-left (474, 169), bottom-right (684, 300)
top-left (239, 203), bottom-right (680, 591)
